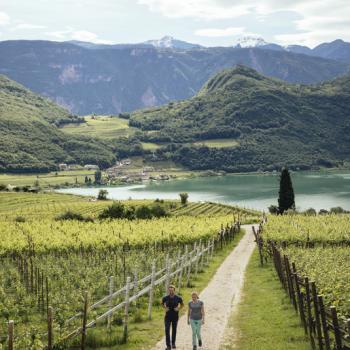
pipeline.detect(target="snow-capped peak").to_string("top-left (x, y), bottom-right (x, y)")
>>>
top-left (235, 36), bottom-right (269, 48)
top-left (147, 36), bottom-right (175, 48)
top-left (143, 36), bottom-right (202, 49)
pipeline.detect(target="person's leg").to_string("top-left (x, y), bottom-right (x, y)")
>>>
top-left (190, 319), bottom-right (197, 347)
top-left (171, 319), bottom-right (178, 346)
top-left (197, 320), bottom-right (202, 346)
top-left (165, 319), bottom-right (171, 348)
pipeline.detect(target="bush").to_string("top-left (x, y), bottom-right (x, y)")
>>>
top-left (151, 204), bottom-right (168, 218)
top-left (0, 184), bottom-right (6, 191)
top-left (179, 192), bottom-right (189, 205)
top-left (99, 202), bottom-right (125, 219)
top-left (55, 211), bottom-right (93, 222)
top-left (304, 208), bottom-right (317, 216)
top-left (15, 216), bottom-right (26, 223)
top-left (330, 206), bottom-right (348, 214)
top-left (268, 205), bottom-right (279, 214)
top-left (97, 189), bottom-right (108, 200)
top-left (319, 209), bottom-right (329, 215)
top-left (135, 205), bottom-right (152, 219)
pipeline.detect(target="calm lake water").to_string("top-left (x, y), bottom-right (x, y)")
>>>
top-left (57, 171), bottom-right (350, 211)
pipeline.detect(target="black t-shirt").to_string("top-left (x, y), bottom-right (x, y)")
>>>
top-left (162, 294), bottom-right (183, 320)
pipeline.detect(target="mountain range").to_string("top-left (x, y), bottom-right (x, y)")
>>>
top-left (130, 65), bottom-right (350, 172)
top-left (0, 38), bottom-right (349, 115)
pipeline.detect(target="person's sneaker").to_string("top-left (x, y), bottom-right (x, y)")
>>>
top-left (172, 344), bottom-right (176, 349)
top-left (165, 347), bottom-right (171, 350)
top-left (198, 339), bottom-right (202, 347)
top-left (193, 346), bottom-right (197, 350)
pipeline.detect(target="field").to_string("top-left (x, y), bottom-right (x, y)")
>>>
top-left (0, 170), bottom-right (96, 188)
top-left (0, 191), bottom-right (259, 349)
top-left (61, 115), bottom-right (136, 139)
top-left (259, 214), bottom-right (350, 349)
top-left (192, 138), bottom-right (239, 148)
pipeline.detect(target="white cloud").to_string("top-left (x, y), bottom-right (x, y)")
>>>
top-left (138, 0), bottom-right (350, 47)
top-left (46, 29), bottom-right (113, 44)
top-left (137, 0), bottom-right (250, 19)
top-left (0, 12), bottom-right (10, 26)
top-left (71, 30), bottom-right (113, 44)
top-left (195, 27), bottom-right (245, 37)
top-left (13, 23), bottom-right (46, 30)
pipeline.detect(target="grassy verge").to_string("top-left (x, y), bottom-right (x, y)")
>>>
top-left (221, 250), bottom-right (311, 350)
top-left (78, 230), bottom-right (245, 350)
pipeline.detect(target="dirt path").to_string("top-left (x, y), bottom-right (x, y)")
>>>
top-left (152, 225), bottom-right (257, 350)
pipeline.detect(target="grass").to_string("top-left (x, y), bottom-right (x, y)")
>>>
top-left (81, 230), bottom-right (245, 350)
top-left (140, 142), bottom-right (162, 150)
top-left (193, 138), bottom-right (239, 148)
top-left (221, 250), bottom-right (311, 350)
top-left (0, 170), bottom-right (95, 187)
top-left (62, 115), bottom-right (136, 139)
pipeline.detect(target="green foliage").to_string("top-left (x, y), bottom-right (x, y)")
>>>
top-left (135, 205), bottom-right (152, 219)
top-left (179, 192), bottom-right (189, 205)
top-left (97, 189), bottom-right (108, 200)
top-left (0, 75), bottom-right (116, 172)
top-left (55, 210), bottom-right (93, 222)
top-left (98, 202), bottom-right (126, 219)
top-left (278, 168), bottom-right (295, 214)
top-left (131, 65), bottom-right (350, 172)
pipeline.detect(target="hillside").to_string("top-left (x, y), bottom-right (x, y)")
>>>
top-left (130, 65), bottom-right (350, 172)
top-left (0, 75), bottom-right (116, 172)
top-left (0, 40), bottom-right (349, 115)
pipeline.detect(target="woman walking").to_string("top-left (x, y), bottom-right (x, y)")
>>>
top-left (187, 291), bottom-right (205, 350)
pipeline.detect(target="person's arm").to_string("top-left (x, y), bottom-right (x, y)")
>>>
top-left (162, 297), bottom-right (169, 311)
top-left (187, 304), bottom-right (191, 325)
top-left (174, 297), bottom-right (184, 311)
top-left (201, 303), bottom-right (205, 324)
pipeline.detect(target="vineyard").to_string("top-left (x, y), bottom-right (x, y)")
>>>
top-left (0, 192), bottom-right (259, 222)
top-left (0, 191), bottom-right (256, 349)
top-left (258, 214), bottom-right (350, 350)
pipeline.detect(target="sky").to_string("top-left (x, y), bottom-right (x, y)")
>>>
top-left (0, 0), bottom-right (349, 48)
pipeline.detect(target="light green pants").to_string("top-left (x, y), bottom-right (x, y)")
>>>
top-left (190, 319), bottom-right (202, 346)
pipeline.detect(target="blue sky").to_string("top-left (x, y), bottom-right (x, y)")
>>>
top-left (0, 0), bottom-right (349, 48)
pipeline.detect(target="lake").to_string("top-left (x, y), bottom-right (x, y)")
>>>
top-left (57, 171), bottom-right (350, 211)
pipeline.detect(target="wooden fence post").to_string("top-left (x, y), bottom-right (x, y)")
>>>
top-left (211, 238), bottom-right (215, 258)
top-left (165, 258), bottom-right (171, 293)
top-left (186, 251), bottom-right (192, 287)
top-left (330, 306), bottom-right (342, 350)
top-left (200, 242), bottom-right (205, 271)
top-left (318, 295), bottom-right (331, 350)
top-left (123, 277), bottom-right (131, 343)
top-left (286, 257), bottom-right (297, 312)
top-left (148, 263), bottom-right (156, 320)
top-left (178, 256), bottom-right (184, 293)
top-left (304, 277), bottom-right (314, 347)
top-left (133, 270), bottom-right (139, 307)
top-left (81, 291), bottom-right (89, 350)
top-left (8, 320), bottom-right (14, 350)
top-left (195, 245), bottom-right (199, 278)
top-left (311, 282), bottom-right (323, 350)
top-left (206, 240), bottom-right (210, 266)
top-left (293, 272), bottom-right (307, 334)
top-left (165, 254), bottom-right (170, 292)
top-left (48, 306), bottom-right (53, 350)
top-left (108, 276), bottom-right (114, 328)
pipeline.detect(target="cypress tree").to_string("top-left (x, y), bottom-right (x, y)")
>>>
top-left (278, 168), bottom-right (295, 214)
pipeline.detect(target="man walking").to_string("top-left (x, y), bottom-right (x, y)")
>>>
top-left (162, 285), bottom-right (184, 349)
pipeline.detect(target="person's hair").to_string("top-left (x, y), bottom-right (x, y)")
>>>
top-left (191, 291), bottom-right (199, 298)
top-left (168, 285), bottom-right (176, 290)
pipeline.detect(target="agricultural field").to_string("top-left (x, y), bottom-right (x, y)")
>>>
top-left (192, 138), bottom-right (239, 148)
top-left (0, 170), bottom-right (95, 188)
top-left (0, 191), bottom-right (257, 349)
top-left (61, 115), bottom-right (136, 139)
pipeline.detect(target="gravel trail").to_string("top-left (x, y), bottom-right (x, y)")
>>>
top-left (152, 225), bottom-right (257, 350)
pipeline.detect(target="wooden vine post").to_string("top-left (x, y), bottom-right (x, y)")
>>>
top-left (311, 282), bottom-right (323, 350)
top-left (108, 276), bottom-right (114, 329)
top-left (148, 263), bottom-right (156, 320)
top-left (8, 320), bottom-right (14, 350)
top-left (330, 306), bottom-right (343, 350)
top-left (48, 306), bottom-right (53, 350)
top-left (123, 277), bottom-right (131, 343)
top-left (81, 291), bottom-right (89, 350)
top-left (318, 295), bottom-right (331, 350)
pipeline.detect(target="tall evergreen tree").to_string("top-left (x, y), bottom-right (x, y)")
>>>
top-left (278, 168), bottom-right (295, 214)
